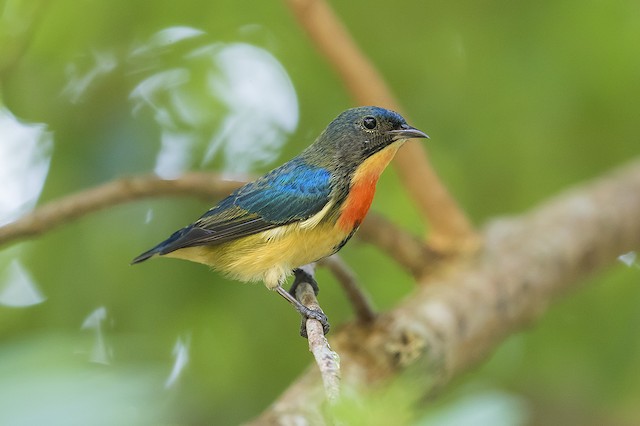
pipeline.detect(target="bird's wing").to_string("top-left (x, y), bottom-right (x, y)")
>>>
top-left (133, 160), bottom-right (333, 261)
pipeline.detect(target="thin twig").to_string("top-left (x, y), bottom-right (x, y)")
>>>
top-left (284, 0), bottom-right (477, 252)
top-left (319, 255), bottom-right (376, 324)
top-left (359, 213), bottom-right (450, 278)
top-left (0, 173), bottom-right (245, 247)
top-left (294, 264), bottom-right (341, 403)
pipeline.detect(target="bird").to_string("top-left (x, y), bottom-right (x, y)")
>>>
top-left (132, 106), bottom-right (428, 336)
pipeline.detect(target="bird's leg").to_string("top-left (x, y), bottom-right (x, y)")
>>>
top-left (290, 268), bottom-right (327, 337)
top-left (290, 268), bottom-right (320, 296)
top-left (275, 283), bottom-right (330, 338)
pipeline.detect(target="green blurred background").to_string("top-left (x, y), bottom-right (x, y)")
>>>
top-left (1, 0), bottom-right (639, 424)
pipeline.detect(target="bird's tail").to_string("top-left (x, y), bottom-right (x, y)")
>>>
top-left (131, 225), bottom-right (196, 265)
top-left (130, 247), bottom-right (160, 264)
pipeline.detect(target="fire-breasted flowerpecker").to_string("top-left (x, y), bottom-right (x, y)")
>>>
top-left (132, 106), bottom-right (428, 335)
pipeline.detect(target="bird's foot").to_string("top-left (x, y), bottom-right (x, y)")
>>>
top-left (297, 305), bottom-right (330, 338)
top-left (289, 268), bottom-right (328, 337)
top-left (290, 268), bottom-right (320, 296)
top-left (276, 278), bottom-right (330, 338)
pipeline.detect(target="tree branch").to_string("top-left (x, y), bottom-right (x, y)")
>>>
top-left (248, 158), bottom-right (640, 424)
top-left (0, 173), bottom-right (244, 247)
top-left (284, 0), bottom-right (477, 251)
top-left (357, 213), bottom-right (449, 278)
top-left (318, 255), bottom-right (376, 324)
top-left (294, 264), bottom-right (341, 403)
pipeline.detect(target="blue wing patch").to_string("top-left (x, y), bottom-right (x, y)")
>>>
top-left (233, 158), bottom-right (332, 222)
top-left (131, 158), bottom-right (333, 261)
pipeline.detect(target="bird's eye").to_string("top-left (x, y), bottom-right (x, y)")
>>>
top-left (363, 116), bottom-right (377, 130)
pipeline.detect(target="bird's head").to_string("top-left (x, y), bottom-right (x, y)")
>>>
top-left (303, 106), bottom-right (428, 172)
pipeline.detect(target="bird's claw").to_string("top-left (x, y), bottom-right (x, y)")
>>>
top-left (299, 307), bottom-right (330, 338)
top-left (290, 269), bottom-right (328, 337)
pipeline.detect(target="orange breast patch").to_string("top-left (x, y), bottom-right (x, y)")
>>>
top-left (337, 143), bottom-right (400, 231)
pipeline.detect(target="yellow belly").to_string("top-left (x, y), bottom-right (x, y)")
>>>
top-left (164, 221), bottom-right (347, 289)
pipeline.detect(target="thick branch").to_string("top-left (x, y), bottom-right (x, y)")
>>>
top-left (248, 159), bottom-right (640, 424)
top-left (285, 0), bottom-right (477, 251)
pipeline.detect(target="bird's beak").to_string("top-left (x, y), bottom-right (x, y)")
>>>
top-left (389, 123), bottom-right (429, 141)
